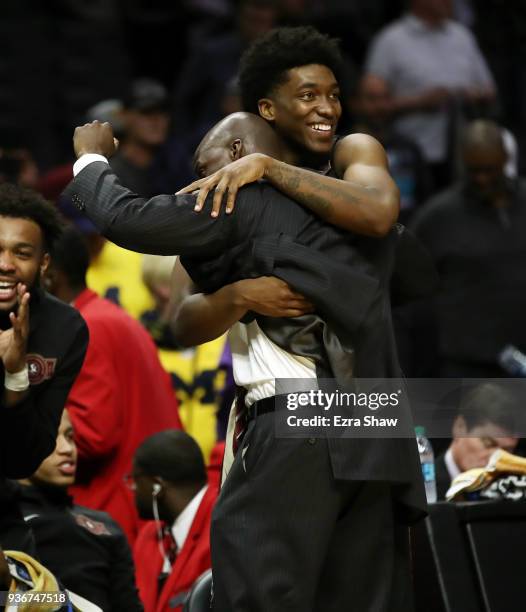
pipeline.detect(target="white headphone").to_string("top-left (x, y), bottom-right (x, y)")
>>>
top-left (151, 482), bottom-right (170, 572)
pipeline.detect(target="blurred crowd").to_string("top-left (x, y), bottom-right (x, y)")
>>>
top-left (2, 0), bottom-right (526, 609)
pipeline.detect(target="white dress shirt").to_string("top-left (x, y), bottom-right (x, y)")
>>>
top-left (171, 485), bottom-right (207, 553)
top-left (73, 153), bottom-right (108, 176)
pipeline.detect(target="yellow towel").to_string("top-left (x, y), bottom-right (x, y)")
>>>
top-left (4, 550), bottom-right (63, 612)
top-left (446, 449), bottom-right (526, 501)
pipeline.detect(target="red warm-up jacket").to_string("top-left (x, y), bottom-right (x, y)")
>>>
top-left (67, 289), bottom-right (182, 544)
top-left (134, 485), bottom-right (217, 612)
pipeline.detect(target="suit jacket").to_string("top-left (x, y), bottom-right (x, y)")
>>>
top-left (133, 485), bottom-right (217, 612)
top-left (64, 162), bottom-right (426, 519)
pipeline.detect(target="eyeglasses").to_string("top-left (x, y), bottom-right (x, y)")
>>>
top-left (123, 473), bottom-right (137, 491)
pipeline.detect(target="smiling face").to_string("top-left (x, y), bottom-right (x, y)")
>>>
top-left (0, 216), bottom-right (49, 312)
top-left (32, 410), bottom-right (77, 488)
top-left (258, 64), bottom-right (342, 162)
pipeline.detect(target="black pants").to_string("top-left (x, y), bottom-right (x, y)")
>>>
top-left (211, 411), bottom-right (413, 612)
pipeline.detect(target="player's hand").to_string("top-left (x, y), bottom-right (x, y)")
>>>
top-left (176, 153), bottom-right (270, 217)
top-left (0, 283), bottom-right (30, 373)
top-left (73, 120), bottom-right (120, 159)
top-left (234, 276), bottom-right (315, 317)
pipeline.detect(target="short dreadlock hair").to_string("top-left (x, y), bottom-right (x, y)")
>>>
top-left (0, 183), bottom-right (63, 253)
top-left (239, 26), bottom-right (343, 114)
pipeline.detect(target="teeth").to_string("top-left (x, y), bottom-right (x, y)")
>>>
top-left (311, 124), bottom-right (331, 132)
top-left (0, 282), bottom-right (15, 288)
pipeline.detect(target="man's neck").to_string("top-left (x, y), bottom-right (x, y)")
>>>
top-left (410, 8), bottom-right (446, 28)
top-left (280, 141), bottom-right (331, 171)
top-left (55, 284), bottom-right (85, 305)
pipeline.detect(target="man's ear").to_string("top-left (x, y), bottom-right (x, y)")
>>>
top-left (42, 264), bottom-right (57, 293)
top-left (231, 138), bottom-right (243, 161)
top-left (40, 252), bottom-right (51, 278)
top-left (258, 98), bottom-right (275, 122)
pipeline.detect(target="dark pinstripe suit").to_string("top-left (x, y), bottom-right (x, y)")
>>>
top-left (65, 162), bottom-right (425, 611)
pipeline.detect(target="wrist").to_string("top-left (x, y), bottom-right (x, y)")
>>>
top-left (261, 154), bottom-right (275, 179)
top-left (4, 364), bottom-right (29, 392)
top-left (76, 148), bottom-right (103, 158)
top-left (230, 280), bottom-right (253, 309)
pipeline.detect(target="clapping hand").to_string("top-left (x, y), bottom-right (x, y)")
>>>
top-left (0, 283), bottom-right (30, 373)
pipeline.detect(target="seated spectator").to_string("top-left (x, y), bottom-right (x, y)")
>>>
top-left (0, 184), bottom-right (88, 552)
top-left (16, 410), bottom-right (142, 611)
top-left (410, 120), bottom-right (526, 377)
top-left (435, 383), bottom-right (519, 499)
top-left (111, 78), bottom-right (193, 196)
top-left (365, 0), bottom-right (495, 190)
top-left (44, 227), bottom-right (182, 544)
top-left (352, 74), bottom-right (432, 222)
top-left (132, 430), bottom-right (217, 612)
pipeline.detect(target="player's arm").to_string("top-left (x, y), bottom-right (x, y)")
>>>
top-left (170, 261), bottom-right (314, 348)
top-left (265, 133), bottom-right (399, 236)
top-left (178, 134), bottom-right (399, 237)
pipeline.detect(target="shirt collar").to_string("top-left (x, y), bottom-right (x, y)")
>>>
top-left (171, 485), bottom-right (207, 552)
top-left (445, 447), bottom-right (461, 481)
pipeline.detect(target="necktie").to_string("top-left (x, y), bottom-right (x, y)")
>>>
top-left (232, 386), bottom-right (248, 455)
top-left (158, 527), bottom-right (177, 592)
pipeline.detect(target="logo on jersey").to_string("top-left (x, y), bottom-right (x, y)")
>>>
top-left (26, 353), bottom-right (57, 385)
top-left (74, 513), bottom-right (111, 536)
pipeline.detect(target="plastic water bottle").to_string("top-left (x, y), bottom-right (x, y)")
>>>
top-left (415, 426), bottom-right (437, 503)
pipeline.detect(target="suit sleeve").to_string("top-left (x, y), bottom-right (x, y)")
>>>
top-left (0, 318), bottom-right (89, 479)
top-left (62, 162), bottom-right (235, 257)
top-left (66, 317), bottom-right (123, 459)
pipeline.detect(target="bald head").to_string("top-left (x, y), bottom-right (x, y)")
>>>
top-left (194, 112), bottom-right (282, 178)
top-left (462, 120), bottom-right (505, 156)
top-left (462, 120), bottom-right (507, 203)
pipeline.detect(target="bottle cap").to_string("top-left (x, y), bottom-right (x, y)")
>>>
top-left (415, 425), bottom-right (426, 437)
